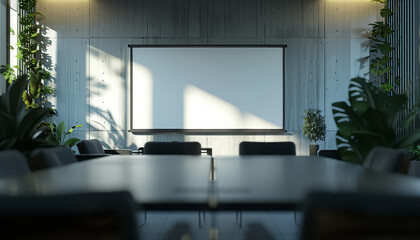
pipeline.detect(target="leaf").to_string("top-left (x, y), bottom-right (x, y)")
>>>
top-left (56, 121), bottom-right (66, 141)
top-left (63, 137), bottom-right (80, 148)
top-left (395, 128), bottom-right (420, 149)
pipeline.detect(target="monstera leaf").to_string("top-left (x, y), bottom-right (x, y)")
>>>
top-left (332, 77), bottom-right (420, 164)
top-left (0, 75), bottom-right (54, 156)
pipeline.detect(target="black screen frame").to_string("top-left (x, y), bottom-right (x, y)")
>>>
top-left (128, 44), bottom-right (287, 134)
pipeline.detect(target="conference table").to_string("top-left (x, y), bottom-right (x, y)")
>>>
top-left (0, 154), bottom-right (420, 211)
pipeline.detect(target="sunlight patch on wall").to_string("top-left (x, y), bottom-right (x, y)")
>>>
top-left (89, 45), bottom-right (126, 130)
top-left (184, 85), bottom-right (280, 129)
top-left (132, 63), bottom-right (153, 129)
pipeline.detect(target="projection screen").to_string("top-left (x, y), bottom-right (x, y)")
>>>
top-left (129, 45), bottom-right (286, 133)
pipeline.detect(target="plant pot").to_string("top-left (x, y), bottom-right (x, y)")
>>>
top-left (408, 161), bottom-right (420, 177)
top-left (309, 144), bottom-right (319, 156)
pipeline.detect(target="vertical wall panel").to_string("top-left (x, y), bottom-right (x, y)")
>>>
top-left (90, 0), bottom-right (148, 37)
top-left (264, 0), bottom-right (284, 37)
top-left (37, 0), bottom-right (89, 38)
top-left (266, 38), bottom-right (325, 132)
top-left (147, 0), bottom-right (202, 37)
top-left (46, 38), bottom-right (89, 132)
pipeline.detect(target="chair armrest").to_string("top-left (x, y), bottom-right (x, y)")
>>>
top-left (104, 149), bottom-right (133, 155)
top-left (134, 147), bottom-right (144, 155)
top-left (75, 154), bottom-right (111, 161)
top-left (201, 148), bottom-right (213, 156)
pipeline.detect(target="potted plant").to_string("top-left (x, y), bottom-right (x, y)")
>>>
top-left (0, 75), bottom-right (54, 156)
top-left (302, 108), bottom-right (326, 156)
top-left (332, 77), bottom-right (420, 164)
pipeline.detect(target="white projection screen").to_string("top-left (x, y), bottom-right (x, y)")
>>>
top-left (129, 45), bottom-right (286, 133)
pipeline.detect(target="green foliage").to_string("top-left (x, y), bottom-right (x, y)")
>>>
top-left (332, 77), bottom-right (420, 164)
top-left (0, 0), bottom-right (54, 109)
top-left (369, 0), bottom-right (399, 93)
top-left (0, 75), bottom-right (54, 156)
top-left (410, 145), bottom-right (420, 161)
top-left (302, 108), bottom-right (326, 144)
top-left (39, 121), bottom-right (82, 152)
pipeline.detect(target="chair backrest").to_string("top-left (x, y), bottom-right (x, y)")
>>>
top-left (29, 147), bottom-right (77, 171)
top-left (0, 191), bottom-right (139, 240)
top-left (239, 141), bottom-right (296, 155)
top-left (77, 139), bottom-right (105, 154)
top-left (0, 150), bottom-right (30, 178)
top-left (143, 142), bottom-right (202, 155)
top-left (363, 147), bottom-right (410, 174)
top-left (300, 192), bottom-right (420, 240)
top-left (317, 150), bottom-right (342, 160)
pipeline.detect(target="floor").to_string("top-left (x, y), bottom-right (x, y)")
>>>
top-left (138, 211), bottom-right (301, 240)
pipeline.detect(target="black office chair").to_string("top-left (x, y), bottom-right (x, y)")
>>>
top-left (0, 150), bottom-right (31, 178)
top-left (317, 149), bottom-right (342, 160)
top-left (28, 147), bottom-right (77, 171)
top-left (139, 141), bottom-right (207, 227)
top-left (239, 141), bottom-right (296, 155)
top-left (0, 191), bottom-right (139, 240)
top-left (76, 139), bottom-right (132, 161)
top-left (77, 139), bottom-right (106, 154)
top-left (141, 141), bottom-right (202, 155)
top-left (300, 192), bottom-right (420, 240)
top-left (363, 147), bottom-right (410, 174)
top-left (237, 141), bottom-right (296, 228)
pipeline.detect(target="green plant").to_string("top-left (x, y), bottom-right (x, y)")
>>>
top-left (410, 145), bottom-right (420, 161)
top-left (332, 77), bottom-right (420, 164)
top-left (369, 0), bottom-right (399, 93)
top-left (302, 108), bottom-right (326, 145)
top-left (0, 0), bottom-right (54, 108)
top-left (40, 121), bottom-right (82, 152)
top-left (0, 75), bottom-right (54, 156)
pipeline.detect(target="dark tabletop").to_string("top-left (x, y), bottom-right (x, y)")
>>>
top-left (1, 155), bottom-right (420, 211)
top-left (213, 156), bottom-right (420, 210)
top-left (0, 155), bottom-right (213, 210)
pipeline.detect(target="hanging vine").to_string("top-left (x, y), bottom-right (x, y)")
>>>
top-left (0, 0), bottom-right (54, 108)
top-left (369, 0), bottom-right (399, 93)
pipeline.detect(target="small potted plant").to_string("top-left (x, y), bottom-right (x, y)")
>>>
top-left (302, 108), bottom-right (326, 156)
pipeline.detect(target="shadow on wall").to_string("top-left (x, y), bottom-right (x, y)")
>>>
top-left (88, 78), bottom-right (138, 150)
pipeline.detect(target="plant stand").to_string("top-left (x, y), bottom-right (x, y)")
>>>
top-left (309, 145), bottom-right (319, 156)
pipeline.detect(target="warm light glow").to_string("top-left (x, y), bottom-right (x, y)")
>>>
top-left (184, 85), bottom-right (280, 129)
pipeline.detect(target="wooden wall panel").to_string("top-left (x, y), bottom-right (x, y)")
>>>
top-left (90, 0), bottom-right (148, 37)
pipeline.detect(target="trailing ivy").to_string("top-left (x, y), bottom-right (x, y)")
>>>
top-left (0, 0), bottom-right (54, 108)
top-left (369, 0), bottom-right (399, 93)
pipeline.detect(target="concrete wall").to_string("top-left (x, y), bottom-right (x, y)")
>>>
top-left (36, 0), bottom-right (380, 155)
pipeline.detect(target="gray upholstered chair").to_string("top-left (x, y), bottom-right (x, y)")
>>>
top-left (239, 141), bottom-right (296, 155)
top-left (0, 150), bottom-right (30, 178)
top-left (363, 147), bottom-right (410, 174)
top-left (317, 149), bottom-right (342, 160)
top-left (28, 147), bottom-right (77, 171)
top-left (300, 192), bottom-right (420, 240)
top-left (0, 191), bottom-right (139, 240)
